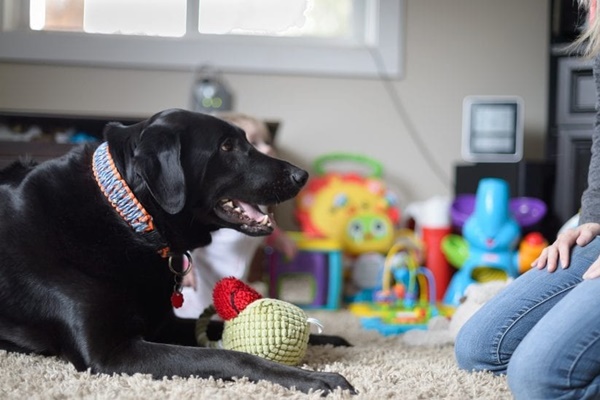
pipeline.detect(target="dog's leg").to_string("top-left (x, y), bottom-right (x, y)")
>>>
top-left (152, 317), bottom-right (224, 346)
top-left (0, 340), bottom-right (38, 355)
top-left (95, 340), bottom-right (355, 395)
top-left (156, 317), bottom-right (351, 348)
top-left (309, 334), bottom-right (352, 347)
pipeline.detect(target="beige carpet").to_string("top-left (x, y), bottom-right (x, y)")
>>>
top-left (0, 310), bottom-right (510, 400)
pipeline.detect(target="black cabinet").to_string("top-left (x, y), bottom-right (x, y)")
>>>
top-left (552, 57), bottom-right (595, 224)
top-left (0, 111), bottom-right (143, 169)
top-left (0, 141), bottom-right (74, 169)
top-left (547, 1), bottom-right (596, 226)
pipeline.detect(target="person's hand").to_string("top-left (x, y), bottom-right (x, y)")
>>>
top-left (532, 222), bottom-right (600, 273)
top-left (272, 230), bottom-right (298, 261)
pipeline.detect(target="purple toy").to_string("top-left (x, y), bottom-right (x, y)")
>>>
top-left (268, 235), bottom-right (343, 310)
top-left (451, 194), bottom-right (546, 230)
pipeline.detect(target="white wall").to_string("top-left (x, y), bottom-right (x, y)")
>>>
top-left (0, 0), bottom-right (549, 228)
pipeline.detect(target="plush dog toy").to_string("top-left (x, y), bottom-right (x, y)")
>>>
top-left (448, 279), bottom-right (512, 339)
top-left (195, 277), bottom-right (321, 366)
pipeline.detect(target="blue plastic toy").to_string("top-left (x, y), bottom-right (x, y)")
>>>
top-left (443, 178), bottom-right (521, 306)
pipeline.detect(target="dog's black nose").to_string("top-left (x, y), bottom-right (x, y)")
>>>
top-left (291, 169), bottom-right (309, 187)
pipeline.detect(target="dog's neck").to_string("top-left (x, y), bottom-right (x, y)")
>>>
top-left (92, 142), bottom-right (171, 258)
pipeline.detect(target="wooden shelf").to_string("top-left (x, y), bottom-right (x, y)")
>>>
top-left (0, 110), bottom-right (144, 169)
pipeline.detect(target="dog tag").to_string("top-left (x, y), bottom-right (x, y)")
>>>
top-left (171, 291), bottom-right (184, 308)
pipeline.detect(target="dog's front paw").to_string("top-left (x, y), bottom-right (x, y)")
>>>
top-left (300, 370), bottom-right (356, 396)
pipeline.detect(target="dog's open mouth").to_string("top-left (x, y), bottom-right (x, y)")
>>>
top-left (214, 198), bottom-right (274, 235)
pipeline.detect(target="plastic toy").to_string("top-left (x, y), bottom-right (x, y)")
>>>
top-left (195, 277), bottom-right (321, 366)
top-left (518, 232), bottom-right (548, 273)
top-left (268, 232), bottom-right (343, 309)
top-left (347, 252), bottom-right (387, 302)
top-left (348, 233), bottom-right (439, 335)
top-left (405, 196), bottom-right (453, 302)
top-left (295, 153), bottom-right (400, 255)
top-left (443, 178), bottom-right (547, 306)
top-left (450, 192), bottom-right (547, 230)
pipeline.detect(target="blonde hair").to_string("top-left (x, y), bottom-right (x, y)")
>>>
top-left (215, 112), bottom-right (271, 138)
top-left (574, 0), bottom-right (600, 57)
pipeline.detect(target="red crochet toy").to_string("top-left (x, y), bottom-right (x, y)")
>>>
top-left (212, 277), bottom-right (263, 320)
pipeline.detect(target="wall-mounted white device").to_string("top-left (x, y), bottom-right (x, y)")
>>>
top-left (461, 96), bottom-right (524, 163)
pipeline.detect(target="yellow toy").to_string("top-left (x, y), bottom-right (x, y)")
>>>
top-left (195, 277), bottom-right (322, 366)
top-left (295, 153), bottom-right (400, 255)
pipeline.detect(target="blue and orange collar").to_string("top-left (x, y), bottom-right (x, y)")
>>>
top-left (92, 142), bottom-right (170, 257)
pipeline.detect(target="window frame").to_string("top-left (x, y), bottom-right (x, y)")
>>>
top-left (0, 0), bottom-right (404, 78)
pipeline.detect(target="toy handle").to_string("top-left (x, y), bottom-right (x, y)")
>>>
top-left (313, 153), bottom-right (383, 178)
top-left (195, 305), bottom-right (221, 348)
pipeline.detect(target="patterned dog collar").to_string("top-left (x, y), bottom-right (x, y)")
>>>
top-left (92, 142), bottom-right (170, 257)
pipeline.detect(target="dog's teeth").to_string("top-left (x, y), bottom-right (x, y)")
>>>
top-left (223, 201), bottom-right (234, 208)
top-left (259, 215), bottom-right (270, 225)
top-left (234, 207), bottom-right (243, 213)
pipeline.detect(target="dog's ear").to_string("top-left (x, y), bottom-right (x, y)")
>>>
top-left (133, 126), bottom-right (186, 215)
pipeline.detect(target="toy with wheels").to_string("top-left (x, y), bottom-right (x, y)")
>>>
top-left (295, 153), bottom-right (400, 255)
top-left (268, 232), bottom-right (343, 310)
top-left (443, 178), bottom-right (547, 306)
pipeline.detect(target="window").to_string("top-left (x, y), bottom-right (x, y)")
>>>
top-left (30, 0), bottom-right (188, 37)
top-left (0, 0), bottom-right (404, 78)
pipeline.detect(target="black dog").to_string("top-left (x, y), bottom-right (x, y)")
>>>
top-left (0, 109), bottom-right (354, 394)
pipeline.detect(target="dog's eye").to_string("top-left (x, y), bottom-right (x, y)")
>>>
top-left (221, 139), bottom-right (233, 152)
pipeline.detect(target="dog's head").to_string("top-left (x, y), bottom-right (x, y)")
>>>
top-left (104, 109), bottom-right (308, 249)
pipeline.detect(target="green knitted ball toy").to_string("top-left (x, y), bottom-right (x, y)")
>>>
top-left (195, 277), bottom-right (320, 366)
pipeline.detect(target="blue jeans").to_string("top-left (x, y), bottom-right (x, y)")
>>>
top-left (455, 236), bottom-right (600, 400)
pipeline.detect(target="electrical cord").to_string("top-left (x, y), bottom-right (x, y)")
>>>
top-left (368, 47), bottom-right (454, 192)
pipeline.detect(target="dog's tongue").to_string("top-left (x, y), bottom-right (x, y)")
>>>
top-left (237, 200), bottom-right (266, 222)
top-left (216, 198), bottom-right (273, 230)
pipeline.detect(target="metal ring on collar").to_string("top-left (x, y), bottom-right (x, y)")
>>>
top-left (168, 251), bottom-right (193, 276)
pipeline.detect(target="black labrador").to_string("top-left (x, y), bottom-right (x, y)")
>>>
top-left (0, 109), bottom-right (354, 395)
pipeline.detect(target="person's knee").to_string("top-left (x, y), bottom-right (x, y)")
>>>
top-left (507, 338), bottom-right (580, 399)
top-left (454, 318), bottom-right (496, 372)
top-left (507, 347), bottom-right (552, 399)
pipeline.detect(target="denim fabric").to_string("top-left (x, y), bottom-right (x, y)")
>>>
top-left (455, 236), bottom-right (600, 399)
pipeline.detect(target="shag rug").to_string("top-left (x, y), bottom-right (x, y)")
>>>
top-left (0, 310), bottom-right (510, 400)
